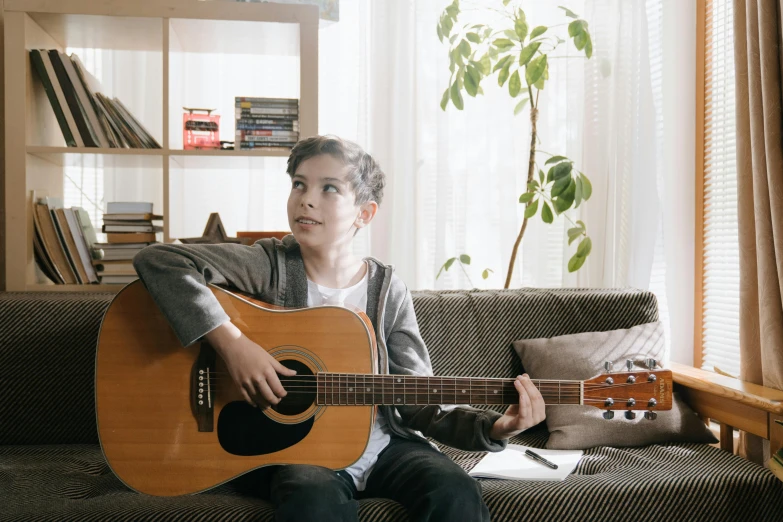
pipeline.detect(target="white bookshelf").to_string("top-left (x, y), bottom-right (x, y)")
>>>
top-left (3, 0), bottom-right (319, 291)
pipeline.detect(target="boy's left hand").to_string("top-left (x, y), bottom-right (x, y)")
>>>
top-left (489, 374), bottom-right (546, 440)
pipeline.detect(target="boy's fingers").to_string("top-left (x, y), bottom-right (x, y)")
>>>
top-left (272, 358), bottom-right (297, 376)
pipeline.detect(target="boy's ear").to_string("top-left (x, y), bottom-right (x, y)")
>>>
top-left (355, 201), bottom-right (379, 229)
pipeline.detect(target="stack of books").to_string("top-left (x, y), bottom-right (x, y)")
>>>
top-left (32, 197), bottom-right (100, 285)
top-left (29, 49), bottom-right (161, 149)
top-left (95, 202), bottom-right (162, 284)
top-left (235, 97), bottom-right (299, 150)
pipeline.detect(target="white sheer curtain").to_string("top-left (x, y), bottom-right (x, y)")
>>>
top-left (329, 0), bottom-right (662, 292)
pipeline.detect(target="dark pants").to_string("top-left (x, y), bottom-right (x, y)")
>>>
top-left (256, 436), bottom-right (490, 522)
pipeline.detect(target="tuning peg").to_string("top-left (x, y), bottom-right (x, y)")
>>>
top-left (603, 410), bottom-right (615, 420)
top-left (647, 398), bottom-right (657, 408)
top-left (645, 358), bottom-right (657, 370)
top-left (604, 398), bottom-right (614, 407)
top-left (626, 359), bottom-right (634, 371)
top-left (644, 411), bottom-right (657, 420)
top-left (648, 373), bottom-right (657, 382)
top-left (627, 375), bottom-right (636, 383)
top-left (625, 410), bottom-right (636, 420)
top-left (604, 361), bottom-right (614, 372)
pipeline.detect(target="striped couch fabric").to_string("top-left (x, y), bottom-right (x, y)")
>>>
top-left (1, 289), bottom-right (782, 521)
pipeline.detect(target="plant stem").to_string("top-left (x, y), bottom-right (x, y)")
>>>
top-left (504, 85), bottom-right (538, 289)
top-left (458, 261), bottom-right (475, 288)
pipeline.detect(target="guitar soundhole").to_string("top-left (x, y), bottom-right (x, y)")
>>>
top-left (274, 359), bottom-right (315, 416)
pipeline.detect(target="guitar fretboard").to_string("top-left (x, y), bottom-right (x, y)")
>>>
top-left (313, 373), bottom-right (583, 406)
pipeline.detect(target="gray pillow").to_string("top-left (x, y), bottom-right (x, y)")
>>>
top-left (511, 321), bottom-right (718, 450)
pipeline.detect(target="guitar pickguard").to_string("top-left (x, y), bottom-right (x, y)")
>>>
top-left (217, 401), bottom-right (314, 456)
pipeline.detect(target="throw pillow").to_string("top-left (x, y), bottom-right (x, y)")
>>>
top-left (511, 321), bottom-right (718, 450)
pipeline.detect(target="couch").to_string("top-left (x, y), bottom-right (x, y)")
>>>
top-left (2, 287), bottom-right (782, 521)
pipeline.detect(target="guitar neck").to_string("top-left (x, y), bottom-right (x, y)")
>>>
top-left (306, 373), bottom-right (583, 406)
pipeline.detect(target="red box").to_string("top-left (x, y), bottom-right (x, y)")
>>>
top-left (183, 108), bottom-right (220, 150)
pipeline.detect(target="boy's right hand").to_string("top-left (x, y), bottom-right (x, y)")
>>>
top-left (205, 321), bottom-right (296, 409)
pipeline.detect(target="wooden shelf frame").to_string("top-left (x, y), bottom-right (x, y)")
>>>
top-left (4, 0), bottom-right (319, 292)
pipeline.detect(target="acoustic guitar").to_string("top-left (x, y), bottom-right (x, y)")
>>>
top-left (95, 280), bottom-right (673, 496)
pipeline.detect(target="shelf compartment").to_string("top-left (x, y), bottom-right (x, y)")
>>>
top-left (27, 146), bottom-right (164, 168)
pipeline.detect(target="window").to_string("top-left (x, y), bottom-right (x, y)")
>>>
top-left (697, 0), bottom-right (740, 376)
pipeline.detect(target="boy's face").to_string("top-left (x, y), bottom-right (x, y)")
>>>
top-left (287, 154), bottom-right (376, 250)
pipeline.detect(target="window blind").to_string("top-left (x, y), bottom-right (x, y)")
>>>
top-left (701, 0), bottom-right (740, 376)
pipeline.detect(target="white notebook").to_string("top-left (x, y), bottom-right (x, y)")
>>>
top-left (468, 444), bottom-right (583, 481)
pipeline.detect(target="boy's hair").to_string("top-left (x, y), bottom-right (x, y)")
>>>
top-left (287, 135), bottom-right (385, 206)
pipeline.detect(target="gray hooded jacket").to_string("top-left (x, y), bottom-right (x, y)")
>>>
top-left (132, 235), bottom-right (507, 452)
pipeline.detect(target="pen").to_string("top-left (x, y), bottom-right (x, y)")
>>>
top-left (525, 449), bottom-right (558, 470)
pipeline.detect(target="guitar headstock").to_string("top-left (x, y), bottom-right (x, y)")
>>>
top-left (583, 359), bottom-right (672, 420)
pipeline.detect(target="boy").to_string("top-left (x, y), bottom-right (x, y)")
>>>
top-left (133, 135), bottom-right (545, 522)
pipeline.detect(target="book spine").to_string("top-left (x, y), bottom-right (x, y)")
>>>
top-left (236, 123), bottom-right (299, 131)
top-left (239, 142), bottom-right (296, 149)
top-left (60, 52), bottom-right (109, 148)
top-left (235, 97), bottom-right (298, 105)
top-left (236, 130), bottom-right (299, 138)
top-left (39, 50), bottom-right (84, 147)
top-left (29, 50), bottom-right (78, 147)
top-left (48, 50), bottom-right (98, 148)
top-left (235, 107), bottom-right (298, 116)
top-left (240, 134), bottom-right (298, 142)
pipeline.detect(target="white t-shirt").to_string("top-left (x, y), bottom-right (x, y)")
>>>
top-left (306, 263), bottom-right (391, 491)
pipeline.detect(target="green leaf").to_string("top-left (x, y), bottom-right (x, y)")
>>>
top-left (542, 202), bottom-right (554, 223)
top-left (524, 198), bottom-right (539, 219)
top-left (568, 252), bottom-right (586, 272)
top-left (498, 63), bottom-right (511, 87)
top-left (437, 256), bottom-right (457, 279)
top-left (539, 169), bottom-right (545, 183)
top-left (493, 38), bottom-right (515, 50)
top-left (493, 54), bottom-right (514, 72)
top-left (584, 32), bottom-right (593, 58)
top-left (450, 82), bottom-right (464, 110)
top-left (534, 73), bottom-right (546, 90)
top-left (554, 179), bottom-right (576, 212)
top-left (437, 23), bottom-right (443, 43)
top-left (442, 14), bottom-right (453, 38)
top-left (518, 42), bottom-right (541, 66)
top-left (577, 219), bottom-right (586, 228)
top-left (568, 20), bottom-right (586, 37)
top-left (527, 180), bottom-right (539, 191)
top-left (525, 54), bottom-right (547, 85)
top-left (574, 31), bottom-right (587, 51)
top-left (503, 0), bottom-right (511, 5)
top-left (530, 26), bottom-right (547, 39)
top-left (459, 39), bottom-right (471, 57)
top-left (519, 191), bottom-right (535, 203)
top-left (460, 254), bottom-right (471, 265)
top-left (504, 29), bottom-right (520, 41)
top-left (551, 173), bottom-right (572, 198)
top-left (580, 173), bottom-right (593, 199)
top-left (515, 19), bottom-right (528, 41)
top-left (482, 269), bottom-right (494, 280)
top-left (450, 33), bottom-right (459, 44)
top-left (509, 70), bottom-right (521, 97)
top-left (479, 54), bottom-right (491, 75)
top-left (552, 161), bottom-right (572, 179)
top-left (577, 236), bottom-right (592, 257)
top-left (440, 88), bottom-right (450, 110)
top-left (567, 227), bottom-right (583, 245)
top-left (514, 97), bottom-right (529, 115)
top-left (466, 32), bottom-right (481, 44)
top-left (574, 175), bottom-right (583, 208)
top-left (465, 65), bottom-right (480, 97)
top-left (545, 155), bottom-right (569, 165)
top-left (559, 6), bottom-right (580, 19)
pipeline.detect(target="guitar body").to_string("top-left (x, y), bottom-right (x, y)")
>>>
top-left (96, 280), bottom-right (377, 496)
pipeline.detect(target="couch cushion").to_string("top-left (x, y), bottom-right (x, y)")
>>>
top-left (2, 431), bottom-right (781, 522)
top-left (512, 321), bottom-right (718, 449)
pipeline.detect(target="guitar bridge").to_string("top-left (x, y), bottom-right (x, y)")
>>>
top-left (191, 342), bottom-right (216, 432)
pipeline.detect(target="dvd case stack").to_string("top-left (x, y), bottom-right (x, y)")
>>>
top-left (235, 97), bottom-right (299, 150)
